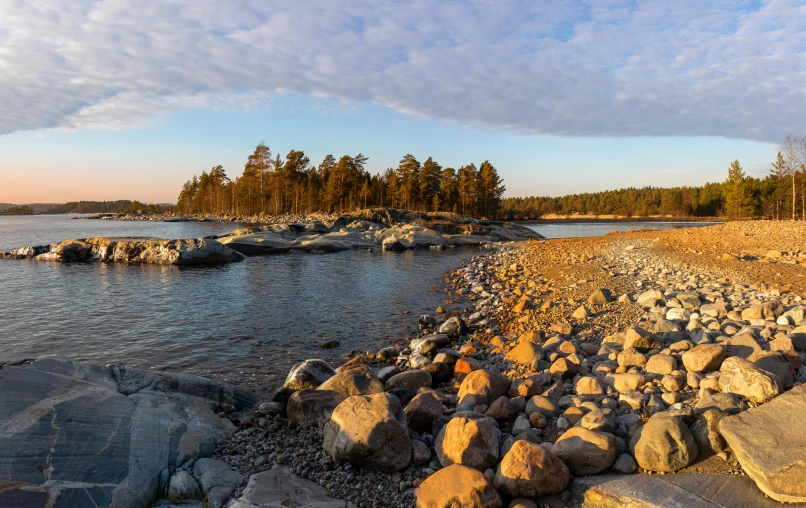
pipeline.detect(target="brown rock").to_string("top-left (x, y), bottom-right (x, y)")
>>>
top-left (436, 415), bottom-right (500, 470)
top-left (323, 393), bottom-right (412, 471)
top-left (493, 441), bottom-right (569, 498)
top-left (681, 344), bottom-right (726, 372)
top-left (404, 391), bottom-right (444, 434)
top-left (415, 464), bottom-right (502, 508)
top-left (457, 369), bottom-right (511, 406)
top-left (287, 389), bottom-right (346, 428)
top-left (318, 369), bottom-right (384, 396)
top-left (630, 415), bottom-right (698, 472)
top-left (552, 427), bottom-right (618, 476)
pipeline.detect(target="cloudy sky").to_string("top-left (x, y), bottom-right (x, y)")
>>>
top-left (1, 0), bottom-right (804, 203)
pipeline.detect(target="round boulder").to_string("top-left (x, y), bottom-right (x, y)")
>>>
top-left (493, 440), bottom-right (569, 498)
top-left (630, 415), bottom-right (698, 472)
top-left (552, 427), bottom-right (617, 476)
top-left (323, 393), bottom-right (412, 471)
top-left (457, 369), bottom-right (511, 406)
top-left (415, 464), bottom-right (502, 508)
top-left (436, 415), bottom-right (500, 470)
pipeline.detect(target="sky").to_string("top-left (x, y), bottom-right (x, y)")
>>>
top-left (1, 0), bottom-right (805, 204)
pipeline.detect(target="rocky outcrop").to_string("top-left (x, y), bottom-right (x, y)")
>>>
top-left (215, 208), bottom-right (543, 255)
top-left (0, 359), bottom-right (255, 508)
top-left (0, 237), bottom-right (245, 265)
top-left (720, 384), bottom-right (806, 503)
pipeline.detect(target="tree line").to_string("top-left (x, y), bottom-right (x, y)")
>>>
top-left (501, 134), bottom-right (806, 220)
top-left (175, 143), bottom-right (506, 218)
top-left (42, 200), bottom-right (172, 214)
top-left (0, 205), bottom-right (34, 215)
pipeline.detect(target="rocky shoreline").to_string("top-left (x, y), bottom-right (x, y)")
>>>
top-left (3, 220), bottom-right (806, 507)
top-left (1, 208), bottom-right (542, 264)
top-left (213, 220), bottom-right (806, 507)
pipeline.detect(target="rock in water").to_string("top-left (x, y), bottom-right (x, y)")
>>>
top-left (5, 237), bottom-right (246, 265)
top-left (630, 414), bottom-right (698, 472)
top-left (273, 359), bottom-right (336, 403)
top-left (439, 316), bottom-right (468, 337)
top-left (720, 384), bottom-right (806, 503)
top-left (493, 440), bottom-right (569, 498)
top-left (415, 464), bottom-right (502, 508)
top-left (323, 393), bottom-right (412, 472)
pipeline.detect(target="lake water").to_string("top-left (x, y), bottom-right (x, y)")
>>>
top-left (0, 216), bottom-right (715, 391)
top-left (524, 221), bottom-right (717, 239)
top-left (0, 215), bottom-right (481, 391)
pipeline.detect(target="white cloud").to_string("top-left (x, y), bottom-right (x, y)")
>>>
top-left (0, 0), bottom-right (804, 141)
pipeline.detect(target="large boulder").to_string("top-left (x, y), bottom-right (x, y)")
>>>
top-left (414, 464), bottom-right (502, 508)
top-left (0, 360), bottom-right (244, 508)
top-left (493, 440), bottom-right (569, 498)
top-left (457, 369), bottom-right (511, 406)
top-left (718, 357), bottom-right (783, 404)
top-left (287, 389), bottom-right (346, 428)
top-left (192, 458), bottom-right (244, 508)
top-left (317, 369), bottom-right (384, 397)
top-left (689, 409), bottom-right (729, 456)
top-left (623, 327), bottom-right (661, 351)
top-left (273, 359), bottom-right (336, 403)
top-left (720, 384), bottom-right (806, 503)
top-left (630, 415), bottom-right (698, 472)
top-left (323, 393), bottom-right (412, 471)
top-left (436, 415), bottom-right (500, 470)
top-left (552, 427), bottom-right (618, 476)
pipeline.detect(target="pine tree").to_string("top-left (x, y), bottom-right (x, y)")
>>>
top-left (724, 160), bottom-right (748, 220)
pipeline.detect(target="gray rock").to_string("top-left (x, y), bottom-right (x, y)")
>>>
top-left (225, 466), bottom-right (345, 507)
top-left (0, 359), bottom-right (246, 508)
top-left (168, 471), bottom-right (202, 502)
top-left (192, 458), bottom-right (244, 508)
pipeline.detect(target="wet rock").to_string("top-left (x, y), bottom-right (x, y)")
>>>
top-left (273, 359), bottom-right (336, 403)
top-left (323, 393), bottom-right (412, 471)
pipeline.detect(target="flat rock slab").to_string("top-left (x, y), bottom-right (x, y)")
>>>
top-left (720, 384), bottom-right (806, 503)
top-left (225, 466), bottom-right (345, 508)
top-left (0, 359), bottom-right (255, 508)
top-left (581, 473), bottom-right (806, 507)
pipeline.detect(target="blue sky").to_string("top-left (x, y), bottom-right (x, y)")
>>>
top-left (1, 1), bottom-right (803, 203)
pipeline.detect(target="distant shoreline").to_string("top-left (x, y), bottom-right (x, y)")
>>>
top-left (510, 215), bottom-right (723, 224)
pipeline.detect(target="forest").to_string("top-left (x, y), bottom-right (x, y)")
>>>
top-left (175, 144), bottom-right (506, 218)
top-left (174, 136), bottom-right (806, 221)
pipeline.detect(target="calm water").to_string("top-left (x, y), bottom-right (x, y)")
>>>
top-left (0, 215), bottom-right (479, 391)
top-left (525, 221), bottom-right (717, 238)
